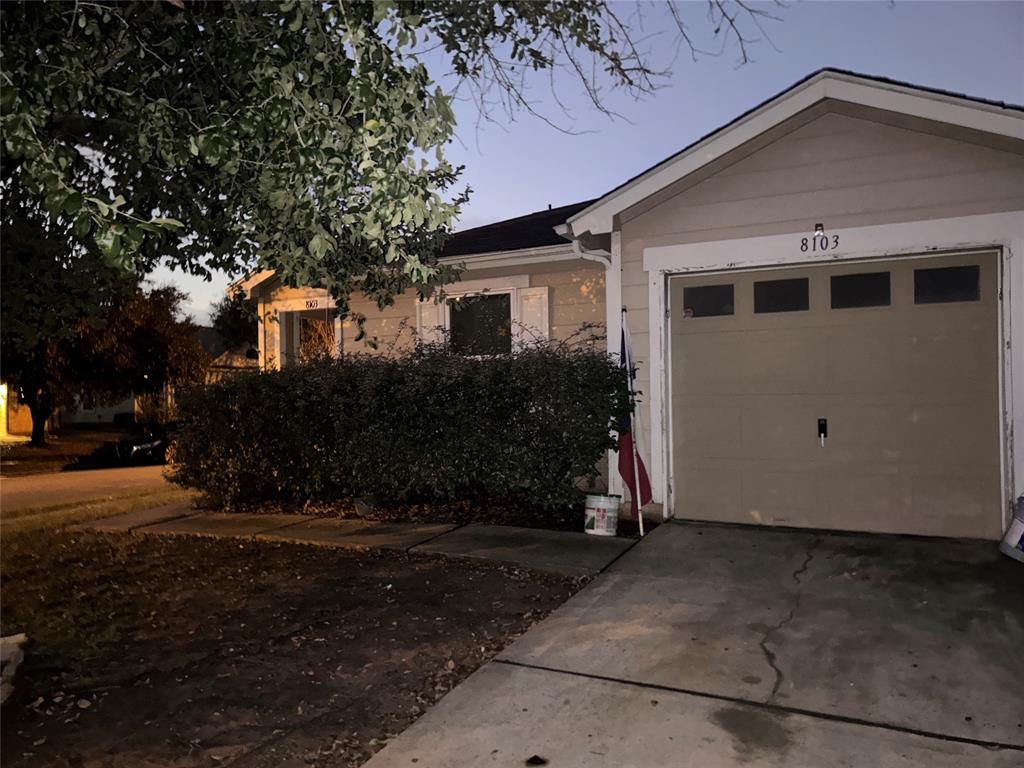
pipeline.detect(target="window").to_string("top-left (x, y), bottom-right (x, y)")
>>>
top-left (683, 284), bottom-right (734, 318)
top-left (831, 272), bottom-right (891, 309)
top-left (914, 265), bottom-right (980, 304)
top-left (299, 317), bottom-right (335, 361)
top-left (754, 277), bottom-right (809, 313)
top-left (448, 293), bottom-right (512, 355)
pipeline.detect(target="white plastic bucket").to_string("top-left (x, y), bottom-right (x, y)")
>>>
top-left (998, 496), bottom-right (1024, 563)
top-left (584, 494), bottom-right (620, 537)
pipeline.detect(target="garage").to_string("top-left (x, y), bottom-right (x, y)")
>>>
top-left (563, 70), bottom-right (1023, 539)
top-left (668, 251), bottom-right (1003, 538)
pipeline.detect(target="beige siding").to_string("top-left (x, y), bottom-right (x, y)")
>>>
top-left (342, 290), bottom-right (420, 354)
top-left (619, 107), bottom-right (1024, 474)
top-left (263, 260), bottom-right (606, 357)
top-left (528, 266), bottom-right (605, 342)
top-left (340, 262), bottom-right (605, 352)
top-left (265, 284), bottom-right (328, 302)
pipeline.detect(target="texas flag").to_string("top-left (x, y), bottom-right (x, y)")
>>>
top-left (618, 316), bottom-right (652, 520)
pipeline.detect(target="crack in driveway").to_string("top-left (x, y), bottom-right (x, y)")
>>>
top-left (758, 538), bottom-right (820, 703)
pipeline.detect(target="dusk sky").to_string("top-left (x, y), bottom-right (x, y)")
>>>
top-left (153, 0), bottom-right (1024, 324)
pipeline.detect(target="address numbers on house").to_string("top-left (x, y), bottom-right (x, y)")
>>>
top-left (800, 234), bottom-right (840, 253)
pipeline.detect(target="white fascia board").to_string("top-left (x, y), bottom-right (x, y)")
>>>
top-left (570, 72), bottom-right (1024, 237)
top-left (441, 243), bottom-right (579, 270)
top-left (642, 210), bottom-right (1024, 274)
top-left (237, 245), bottom-right (578, 298)
top-left (236, 269), bottom-right (277, 298)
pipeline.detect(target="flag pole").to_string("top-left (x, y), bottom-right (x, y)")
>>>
top-left (622, 308), bottom-right (645, 537)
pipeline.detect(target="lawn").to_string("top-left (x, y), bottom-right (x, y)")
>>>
top-left (0, 529), bottom-right (584, 768)
top-left (1, 427), bottom-right (130, 477)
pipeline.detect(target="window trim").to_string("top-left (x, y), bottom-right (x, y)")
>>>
top-left (414, 273), bottom-right (546, 353)
top-left (441, 275), bottom-right (528, 337)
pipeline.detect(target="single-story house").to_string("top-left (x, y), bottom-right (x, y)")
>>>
top-left (238, 68), bottom-right (1024, 541)
top-left (206, 348), bottom-right (260, 382)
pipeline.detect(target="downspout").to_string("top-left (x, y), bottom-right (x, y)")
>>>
top-left (556, 223), bottom-right (624, 499)
top-left (554, 223), bottom-right (616, 352)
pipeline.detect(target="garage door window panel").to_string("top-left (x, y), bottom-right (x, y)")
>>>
top-left (754, 277), bottom-right (809, 314)
top-left (831, 272), bottom-right (891, 309)
top-left (683, 284), bottom-right (734, 318)
top-left (914, 265), bottom-right (980, 304)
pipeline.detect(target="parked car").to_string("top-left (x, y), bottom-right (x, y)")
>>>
top-left (70, 422), bottom-right (180, 469)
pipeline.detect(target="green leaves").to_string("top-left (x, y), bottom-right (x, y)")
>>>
top-left (170, 342), bottom-right (628, 511)
top-left (2, 0), bottom-right (693, 318)
top-left (95, 224), bottom-right (122, 262)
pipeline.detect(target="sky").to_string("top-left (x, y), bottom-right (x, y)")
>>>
top-left (151, 0), bottom-right (1024, 324)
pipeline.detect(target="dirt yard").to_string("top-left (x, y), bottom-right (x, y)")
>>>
top-left (0, 530), bottom-right (584, 767)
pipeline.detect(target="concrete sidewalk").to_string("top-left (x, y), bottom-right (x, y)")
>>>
top-left (75, 510), bottom-right (634, 576)
top-left (363, 522), bottom-right (1024, 767)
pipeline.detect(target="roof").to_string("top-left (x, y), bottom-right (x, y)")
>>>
top-left (441, 199), bottom-right (595, 258)
top-left (237, 200), bottom-right (595, 298)
top-left (568, 67), bottom-right (1024, 238)
top-left (194, 326), bottom-right (226, 358)
top-left (210, 349), bottom-right (259, 369)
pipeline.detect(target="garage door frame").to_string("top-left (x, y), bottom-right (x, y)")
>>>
top-left (642, 210), bottom-right (1023, 535)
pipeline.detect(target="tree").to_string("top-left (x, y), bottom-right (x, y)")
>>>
top-left (80, 285), bottom-right (211, 404)
top-left (2, 0), bottom-right (779, 315)
top-left (2, 1), bottom-right (778, 442)
top-left (0, 244), bottom-right (209, 444)
top-left (0, 180), bottom-right (130, 444)
top-left (211, 289), bottom-right (258, 352)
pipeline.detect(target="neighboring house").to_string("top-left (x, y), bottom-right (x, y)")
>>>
top-left (238, 69), bottom-right (1024, 541)
top-left (72, 326), bottom-right (229, 425)
top-left (0, 382), bottom-right (64, 438)
top-left (206, 348), bottom-right (259, 383)
top-left (71, 396), bottom-right (135, 426)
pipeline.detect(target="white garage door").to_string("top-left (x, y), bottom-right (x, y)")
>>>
top-left (669, 251), bottom-right (1003, 539)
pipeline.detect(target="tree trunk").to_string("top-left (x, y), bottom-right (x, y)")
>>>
top-left (28, 399), bottom-right (50, 447)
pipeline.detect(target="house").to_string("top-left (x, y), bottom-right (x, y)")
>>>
top-left (0, 382), bottom-right (63, 439)
top-left (206, 348), bottom-right (259, 383)
top-left (238, 69), bottom-right (1024, 540)
top-left (237, 200), bottom-right (607, 367)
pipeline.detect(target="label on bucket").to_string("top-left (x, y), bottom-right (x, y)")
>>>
top-left (585, 504), bottom-right (617, 536)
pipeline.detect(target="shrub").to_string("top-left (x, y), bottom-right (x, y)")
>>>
top-left (169, 339), bottom-right (629, 511)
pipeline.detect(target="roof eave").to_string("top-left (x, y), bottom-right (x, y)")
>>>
top-left (233, 269), bottom-right (277, 298)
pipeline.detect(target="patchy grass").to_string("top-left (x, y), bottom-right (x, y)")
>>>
top-left (0, 488), bottom-right (198, 534)
top-left (0, 529), bottom-right (583, 767)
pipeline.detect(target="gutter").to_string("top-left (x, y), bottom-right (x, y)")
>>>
top-left (554, 222), bottom-right (627, 502)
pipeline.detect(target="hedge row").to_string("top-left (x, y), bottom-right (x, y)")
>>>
top-left (169, 342), bottom-right (629, 510)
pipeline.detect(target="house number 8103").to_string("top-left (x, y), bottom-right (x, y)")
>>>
top-left (800, 234), bottom-right (839, 252)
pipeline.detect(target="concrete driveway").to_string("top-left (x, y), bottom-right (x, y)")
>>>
top-left (0, 465), bottom-right (169, 513)
top-left (365, 521), bottom-right (1024, 767)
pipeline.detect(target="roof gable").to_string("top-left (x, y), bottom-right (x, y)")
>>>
top-left (567, 68), bottom-right (1024, 238)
